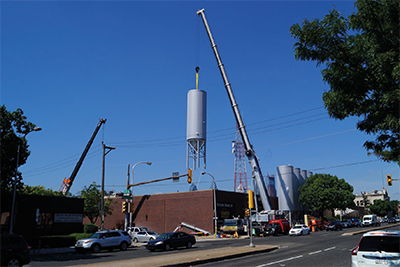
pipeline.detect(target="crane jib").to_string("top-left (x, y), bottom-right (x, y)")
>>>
top-left (197, 9), bottom-right (272, 211)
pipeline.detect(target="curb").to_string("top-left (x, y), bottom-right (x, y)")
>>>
top-left (341, 223), bottom-right (400, 236)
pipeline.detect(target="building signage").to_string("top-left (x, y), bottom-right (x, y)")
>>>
top-left (54, 213), bottom-right (83, 223)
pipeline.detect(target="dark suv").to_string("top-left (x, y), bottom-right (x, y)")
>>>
top-left (1, 233), bottom-right (31, 266)
top-left (326, 220), bottom-right (343, 231)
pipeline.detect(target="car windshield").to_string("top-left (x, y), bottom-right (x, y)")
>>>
top-left (224, 220), bottom-right (238, 226)
top-left (89, 233), bottom-right (103, 239)
top-left (359, 236), bottom-right (400, 253)
top-left (328, 221), bottom-right (337, 225)
top-left (293, 226), bottom-right (302, 229)
top-left (159, 233), bottom-right (173, 240)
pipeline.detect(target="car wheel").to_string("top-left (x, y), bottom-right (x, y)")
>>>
top-left (186, 241), bottom-right (193, 248)
top-left (91, 244), bottom-right (101, 253)
top-left (165, 244), bottom-right (171, 251)
top-left (120, 242), bottom-right (128, 251)
top-left (6, 257), bottom-right (21, 266)
top-left (133, 238), bottom-right (138, 243)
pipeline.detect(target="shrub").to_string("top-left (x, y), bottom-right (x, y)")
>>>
top-left (84, 223), bottom-right (98, 233)
top-left (70, 233), bottom-right (92, 240)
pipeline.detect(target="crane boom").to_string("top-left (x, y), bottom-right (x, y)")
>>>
top-left (60, 118), bottom-right (106, 195)
top-left (197, 9), bottom-right (272, 211)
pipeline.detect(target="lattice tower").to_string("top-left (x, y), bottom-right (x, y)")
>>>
top-left (233, 125), bottom-right (248, 193)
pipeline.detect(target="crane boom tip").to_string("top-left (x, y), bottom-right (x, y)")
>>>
top-left (197, 9), bottom-right (205, 15)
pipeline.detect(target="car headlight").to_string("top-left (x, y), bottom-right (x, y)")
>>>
top-left (155, 241), bottom-right (164, 245)
top-left (84, 240), bottom-right (93, 244)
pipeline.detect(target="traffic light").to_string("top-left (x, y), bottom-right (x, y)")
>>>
top-left (130, 202), bottom-right (135, 212)
top-left (245, 209), bottom-right (250, 217)
top-left (387, 174), bottom-right (393, 186)
top-left (122, 202), bottom-right (128, 213)
top-left (248, 190), bottom-right (254, 209)
top-left (187, 168), bottom-right (193, 184)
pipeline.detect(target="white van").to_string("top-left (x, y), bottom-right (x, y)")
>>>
top-left (362, 214), bottom-right (380, 227)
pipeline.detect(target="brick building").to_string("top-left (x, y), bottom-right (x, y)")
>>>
top-left (84, 189), bottom-right (278, 234)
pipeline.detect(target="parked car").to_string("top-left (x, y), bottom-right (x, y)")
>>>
top-left (341, 220), bottom-right (350, 228)
top-left (145, 232), bottom-right (196, 252)
top-left (326, 220), bottom-right (343, 231)
top-left (127, 226), bottom-right (150, 238)
top-left (350, 218), bottom-right (362, 227)
top-left (1, 233), bottom-right (31, 267)
top-left (387, 217), bottom-right (396, 223)
top-left (263, 219), bottom-right (290, 236)
top-left (351, 230), bottom-right (400, 267)
top-left (75, 230), bottom-right (131, 253)
top-left (289, 224), bottom-right (310, 236)
top-left (362, 214), bottom-right (380, 227)
top-left (132, 231), bottom-right (159, 243)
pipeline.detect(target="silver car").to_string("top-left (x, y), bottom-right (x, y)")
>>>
top-left (75, 230), bottom-right (131, 253)
top-left (132, 231), bottom-right (159, 243)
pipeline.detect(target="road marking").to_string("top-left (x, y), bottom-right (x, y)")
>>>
top-left (257, 255), bottom-right (303, 266)
top-left (309, 250), bottom-right (322, 255)
top-left (324, 247), bottom-right (336, 251)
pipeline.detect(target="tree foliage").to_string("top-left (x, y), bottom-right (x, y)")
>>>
top-left (290, 0), bottom-right (400, 164)
top-left (21, 185), bottom-right (68, 197)
top-left (369, 199), bottom-right (392, 217)
top-left (1, 105), bottom-right (38, 210)
top-left (78, 182), bottom-right (113, 224)
top-left (299, 173), bottom-right (355, 218)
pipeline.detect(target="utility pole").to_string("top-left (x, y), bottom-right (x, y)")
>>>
top-left (101, 141), bottom-right (115, 230)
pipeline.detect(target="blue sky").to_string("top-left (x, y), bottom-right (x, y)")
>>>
top-left (2, 1), bottom-right (399, 201)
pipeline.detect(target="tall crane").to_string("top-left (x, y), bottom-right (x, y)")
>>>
top-left (197, 9), bottom-right (272, 211)
top-left (59, 118), bottom-right (106, 195)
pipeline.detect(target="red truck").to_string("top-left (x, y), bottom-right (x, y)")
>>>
top-left (263, 219), bottom-right (290, 236)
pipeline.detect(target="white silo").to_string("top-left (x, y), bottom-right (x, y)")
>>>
top-left (276, 165), bottom-right (296, 211)
top-left (293, 168), bottom-right (301, 210)
top-left (300, 169), bottom-right (307, 186)
top-left (187, 89), bottom-right (207, 169)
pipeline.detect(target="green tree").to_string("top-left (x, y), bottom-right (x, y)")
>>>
top-left (78, 182), bottom-right (113, 224)
top-left (1, 105), bottom-right (38, 210)
top-left (369, 199), bottom-right (392, 217)
top-left (390, 200), bottom-right (399, 217)
top-left (290, 0), bottom-right (400, 164)
top-left (21, 185), bottom-right (67, 197)
top-left (299, 173), bottom-right (355, 218)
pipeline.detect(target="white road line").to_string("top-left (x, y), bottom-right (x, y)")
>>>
top-left (256, 255), bottom-right (303, 267)
top-left (257, 247), bottom-right (336, 267)
top-left (309, 250), bottom-right (322, 255)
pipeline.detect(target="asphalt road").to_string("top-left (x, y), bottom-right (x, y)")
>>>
top-left (198, 224), bottom-right (400, 267)
top-left (27, 224), bottom-right (400, 267)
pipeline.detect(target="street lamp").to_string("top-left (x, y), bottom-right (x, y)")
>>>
top-left (129, 161), bottom-right (152, 228)
top-left (10, 126), bottom-right (42, 234)
top-left (201, 172), bottom-right (218, 238)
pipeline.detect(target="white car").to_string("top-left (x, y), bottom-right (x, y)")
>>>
top-left (289, 224), bottom-right (310, 236)
top-left (351, 230), bottom-right (400, 267)
top-left (132, 231), bottom-right (159, 243)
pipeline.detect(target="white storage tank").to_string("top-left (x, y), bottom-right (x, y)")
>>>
top-left (186, 89), bottom-right (207, 169)
top-left (276, 164), bottom-right (296, 211)
top-left (187, 89), bottom-right (207, 141)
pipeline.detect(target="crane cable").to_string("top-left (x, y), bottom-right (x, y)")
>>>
top-left (195, 15), bottom-right (200, 90)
